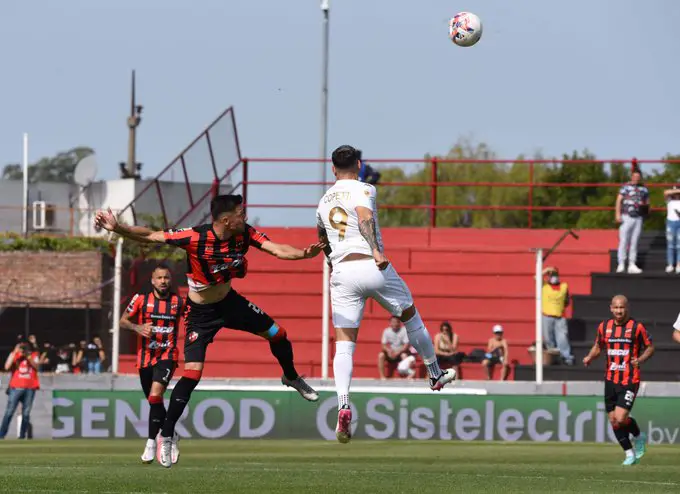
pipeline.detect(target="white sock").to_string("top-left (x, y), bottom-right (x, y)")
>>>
top-left (403, 310), bottom-right (442, 379)
top-left (333, 341), bottom-right (355, 408)
top-left (625, 449), bottom-right (635, 458)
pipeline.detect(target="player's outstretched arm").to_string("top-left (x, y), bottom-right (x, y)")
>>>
top-left (94, 208), bottom-right (167, 244)
top-left (259, 240), bottom-right (326, 261)
top-left (316, 216), bottom-right (333, 265)
top-left (356, 206), bottom-right (389, 270)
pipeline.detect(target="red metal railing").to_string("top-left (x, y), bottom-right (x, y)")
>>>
top-left (241, 157), bottom-right (680, 228)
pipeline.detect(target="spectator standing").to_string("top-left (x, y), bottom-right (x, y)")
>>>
top-left (663, 187), bottom-right (680, 273)
top-left (616, 170), bottom-right (649, 274)
top-left (84, 337), bottom-right (106, 374)
top-left (541, 266), bottom-right (574, 365)
top-left (0, 343), bottom-right (40, 439)
top-left (39, 342), bottom-right (57, 373)
top-left (377, 316), bottom-right (410, 379)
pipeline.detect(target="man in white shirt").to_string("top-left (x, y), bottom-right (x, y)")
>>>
top-left (378, 316), bottom-right (410, 379)
top-left (316, 145), bottom-right (456, 444)
top-left (674, 312), bottom-right (680, 343)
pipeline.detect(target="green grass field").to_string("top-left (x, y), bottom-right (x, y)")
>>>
top-left (1, 440), bottom-right (679, 493)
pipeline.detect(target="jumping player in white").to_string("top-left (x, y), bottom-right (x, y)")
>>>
top-left (316, 145), bottom-right (457, 444)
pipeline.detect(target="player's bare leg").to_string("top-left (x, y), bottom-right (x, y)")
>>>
top-left (142, 381), bottom-right (168, 464)
top-left (610, 408), bottom-right (643, 465)
top-left (398, 305), bottom-right (456, 390)
top-left (333, 327), bottom-right (357, 443)
top-left (157, 362), bottom-right (203, 468)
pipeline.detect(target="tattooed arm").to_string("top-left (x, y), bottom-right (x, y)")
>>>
top-left (356, 206), bottom-right (389, 270)
top-left (316, 214), bottom-right (333, 266)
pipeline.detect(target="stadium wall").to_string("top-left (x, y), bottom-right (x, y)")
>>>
top-left (0, 251), bottom-right (106, 308)
top-left (5, 376), bottom-right (680, 443)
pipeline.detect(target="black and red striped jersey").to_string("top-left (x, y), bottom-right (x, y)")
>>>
top-left (596, 318), bottom-right (652, 386)
top-left (126, 291), bottom-right (182, 368)
top-left (162, 223), bottom-right (269, 292)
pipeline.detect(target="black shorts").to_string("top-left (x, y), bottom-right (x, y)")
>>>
top-left (183, 289), bottom-right (276, 363)
top-left (139, 359), bottom-right (177, 397)
top-left (604, 381), bottom-right (639, 413)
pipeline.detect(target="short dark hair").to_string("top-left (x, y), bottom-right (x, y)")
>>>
top-left (211, 194), bottom-right (243, 220)
top-left (332, 145), bottom-right (360, 170)
top-left (152, 262), bottom-right (171, 274)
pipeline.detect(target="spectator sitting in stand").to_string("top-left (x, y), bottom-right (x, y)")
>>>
top-left (54, 345), bottom-right (73, 374)
top-left (377, 316), bottom-right (410, 379)
top-left (482, 324), bottom-right (510, 381)
top-left (434, 321), bottom-right (465, 375)
top-left (663, 186), bottom-right (680, 273)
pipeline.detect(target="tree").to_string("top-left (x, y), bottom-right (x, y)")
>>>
top-left (2, 146), bottom-right (94, 182)
top-left (375, 138), bottom-right (680, 229)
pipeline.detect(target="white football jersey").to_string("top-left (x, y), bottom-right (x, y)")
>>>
top-left (316, 179), bottom-right (383, 266)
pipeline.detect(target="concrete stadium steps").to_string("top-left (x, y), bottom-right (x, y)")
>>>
top-left (570, 317), bottom-right (678, 344)
top-left (240, 291), bottom-right (536, 320)
top-left (407, 250), bottom-right (609, 274)
top-left (572, 294), bottom-right (679, 321)
top-left (567, 342), bottom-right (679, 373)
top-left (590, 272), bottom-right (680, 298)
top-left (608, 249), bottom-right (671, 273)
top-left (237, 269), bottom-right (593, 298)
top-left (244, 248), bottom-right (607, 276)
top-left (514, 364), bottom-right (680, 382)
top-left (119, 228), bottom-right (620, 379)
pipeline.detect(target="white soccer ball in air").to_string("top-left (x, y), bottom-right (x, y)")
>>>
top-left (449, 12), bottom-right (483, 47)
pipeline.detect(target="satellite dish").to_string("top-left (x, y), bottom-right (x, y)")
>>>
top-left (74, 155), bottom-right (98, 187)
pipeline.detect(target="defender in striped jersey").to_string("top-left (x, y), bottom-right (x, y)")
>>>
top-left (583, 295), bottom-right (655, 466)
top-left (120, 264), bottom-right (182, 465)
top-left (95, 194), bottom-right (324, 468)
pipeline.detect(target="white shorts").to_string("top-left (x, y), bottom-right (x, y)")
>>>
top-left (330, 258), bottom-right (414, 329)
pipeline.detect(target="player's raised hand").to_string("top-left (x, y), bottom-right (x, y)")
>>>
top-left (373, 251), bottom-right (390, 271)
top-left (303, 242), bottom-right (326, 259)
top-left (94, 208), bottom-right (119, 232)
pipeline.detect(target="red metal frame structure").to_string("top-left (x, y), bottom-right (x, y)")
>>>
top-left (241, 157), bottom-right (680, 228)
top-left (119, 106), bottom-right (244, 229)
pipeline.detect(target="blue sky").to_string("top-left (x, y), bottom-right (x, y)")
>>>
top-left (1, 1), bottom-right (679, 226)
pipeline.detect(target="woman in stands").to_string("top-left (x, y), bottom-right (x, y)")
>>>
top-left (434, 322), bottom-right (464, 376)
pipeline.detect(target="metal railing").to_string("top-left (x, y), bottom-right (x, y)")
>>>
top-left (241, 157), bottom-right (680, 228)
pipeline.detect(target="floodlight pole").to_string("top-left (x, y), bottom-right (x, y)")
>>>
top-left (320, 0), bottom-right (331, 380)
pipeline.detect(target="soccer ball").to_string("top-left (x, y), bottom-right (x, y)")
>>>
top-left (449, 12), bottom-right (483, 47)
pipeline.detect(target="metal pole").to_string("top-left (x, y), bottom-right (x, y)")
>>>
top-left (535, 248), bottom-right (544, 384)
top-left (111, 236), bottom-right (123, 373)
top-left (320, 0), bottom-right (331, 380)
top-left (22, 133), bottom-right (28, 236)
